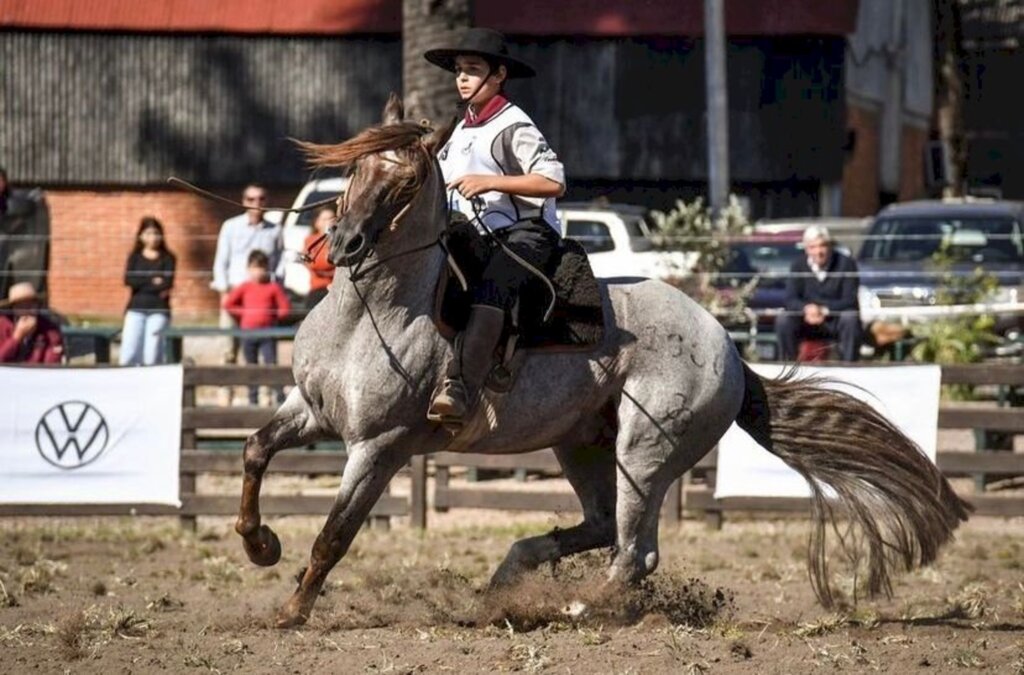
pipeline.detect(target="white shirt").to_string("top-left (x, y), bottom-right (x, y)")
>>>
top-left (210, 214), bottom-right (283, 292)
top-left (438, 102), bottom-right (565, 235)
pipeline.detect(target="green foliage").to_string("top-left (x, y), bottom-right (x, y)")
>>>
top-left (908, 240), bottom-right (1001, 398)
top-left (649, 195), bottom-right (755, 326)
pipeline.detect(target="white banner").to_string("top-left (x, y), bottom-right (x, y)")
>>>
top-left (0, 365), bottom-right (183, 506)
top-left (715, 364), bottom-right (941, 499)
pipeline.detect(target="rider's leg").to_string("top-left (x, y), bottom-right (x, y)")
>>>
top-left (427, 302), bottom-right (505, 423)
top-left (428, 220), bottom-right (560, 424)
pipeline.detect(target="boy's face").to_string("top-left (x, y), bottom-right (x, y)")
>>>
top-left (454, 55), bottom-right (506, 107)
top-left (248, 263), bottom-right (269, 283)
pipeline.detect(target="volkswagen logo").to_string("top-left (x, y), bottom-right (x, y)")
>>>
top-left (35, 401), bottom-right (110, 470)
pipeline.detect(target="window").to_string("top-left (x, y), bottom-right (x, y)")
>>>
top-left (862, 217), bottom-right (1024, 263)
top-left (566, 220), bottom-right (615, 254)
top-left (294, 191), bottom-right (342, 227)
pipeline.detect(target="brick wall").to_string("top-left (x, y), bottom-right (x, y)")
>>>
top-left (841, 103), bottom-right (881, 217)
top-left (44, 186), bottom-right (297, 322)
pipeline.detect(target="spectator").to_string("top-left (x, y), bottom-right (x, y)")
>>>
top-left (0, 167), bottom-right (9, 216)
top-left (775, 225), bottom-right (863, 361)
top-left (119, 217), bottom-right (176, 366)
top-left (303, 206), bottom-right (336, 312)
top-left (0, 282), bottom-right (64, 363)
top-left (210, 183), bottom-right (283, 364)
top-left (223, 250), bottom-right (291, 404)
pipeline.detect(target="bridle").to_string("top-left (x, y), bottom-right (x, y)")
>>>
top-left (305, 143), bottom-right (444, 282)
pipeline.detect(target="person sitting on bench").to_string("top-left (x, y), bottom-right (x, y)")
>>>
top-left (775, 225), bottom-right (863, 362)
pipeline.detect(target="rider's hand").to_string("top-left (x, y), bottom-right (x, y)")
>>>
top-left (447, 175), bottom-right (494, 199)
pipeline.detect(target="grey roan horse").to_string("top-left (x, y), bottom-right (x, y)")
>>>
top-left (234, 95), bottom-right (971, 628)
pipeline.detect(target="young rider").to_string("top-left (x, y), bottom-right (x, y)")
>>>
top-left (424, 28), bottom-right (566, 426)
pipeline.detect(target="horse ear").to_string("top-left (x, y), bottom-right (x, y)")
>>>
top-left (382, 93), bottom-right (404, 125)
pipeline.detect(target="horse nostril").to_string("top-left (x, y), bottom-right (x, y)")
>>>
top-left (344, 234), bottom-right (365, 256)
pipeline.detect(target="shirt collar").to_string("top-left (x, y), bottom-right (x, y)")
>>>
top-left (464, 94), bottom-right (509, 128)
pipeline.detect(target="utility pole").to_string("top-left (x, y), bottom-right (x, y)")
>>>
top-left (704, 0), bottom-right (730, 220)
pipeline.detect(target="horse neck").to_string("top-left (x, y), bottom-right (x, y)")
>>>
top-left (333, 163), bottom-right (447, 318)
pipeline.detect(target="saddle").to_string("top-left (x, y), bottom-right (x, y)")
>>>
top-left (433, 216), bottom-right (605, 372)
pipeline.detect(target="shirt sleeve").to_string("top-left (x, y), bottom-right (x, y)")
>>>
top-left (42, 325), bottom-right (64, 364)
top-left (0, 319), bottom-right (20, 362)
top-left (223, 284), bottom-right (245, 321)
top-left (511, 124), bottom-right (565, 186)
top-left (211, 222), bottom-right (231, 292)
top-left (273, 284), bottom-right (292, 321)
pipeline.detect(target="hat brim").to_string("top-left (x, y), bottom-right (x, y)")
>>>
top-left (424, 49), bottom-right (535, 79)
top-left (0, 294), bottom-right (43, 309)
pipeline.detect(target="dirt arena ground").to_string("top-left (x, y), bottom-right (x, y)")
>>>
top-left (1, 507), bottom-right (1023, 674)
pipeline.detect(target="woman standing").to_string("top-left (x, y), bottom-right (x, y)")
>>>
top-left (119, 217), bottom-right (176, 365)
top-left (303, 206), bottom-right (336, 312)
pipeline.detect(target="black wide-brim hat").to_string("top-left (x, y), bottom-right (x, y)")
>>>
top-left (424, 27), bottom-right (535, 79)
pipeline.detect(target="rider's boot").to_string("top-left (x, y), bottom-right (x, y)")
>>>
top-left (427, 304), bottom-right (505, 425)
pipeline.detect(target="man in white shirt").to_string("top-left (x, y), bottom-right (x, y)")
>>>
top-left (210, 183), bottom-right (283, 369)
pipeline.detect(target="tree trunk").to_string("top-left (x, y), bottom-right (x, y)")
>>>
top-left (932, 0), bottom-right (967, 197)
top-left (402, 0), bottom-right (472, 127)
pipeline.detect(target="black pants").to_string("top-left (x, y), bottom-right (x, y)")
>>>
top-left (472, 219), bottom-right (560, 311)
top-left (241, 337), bottom-right (282, 404)
top-left (775, 311), bottom-right (863, 362)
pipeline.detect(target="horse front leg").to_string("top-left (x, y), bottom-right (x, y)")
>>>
top-left (276, 438), bottom-right (410, 628)
top-left (236, 388), bottom-right (325, 566)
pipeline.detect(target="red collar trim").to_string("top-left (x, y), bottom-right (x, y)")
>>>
top-left (464, 94), bottom-right (510, 128)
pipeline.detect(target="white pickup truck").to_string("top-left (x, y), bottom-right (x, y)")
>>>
top-left (558, 202), bottom-right (694, 280)
top-left (281, 187), bottom-right (691, 298)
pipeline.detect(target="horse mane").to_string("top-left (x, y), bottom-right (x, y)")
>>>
top-left (296, 122), bottom-right (431, 169)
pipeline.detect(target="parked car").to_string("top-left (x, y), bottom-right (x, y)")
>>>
top-left (0, 187), bottom-right (50, 300)
top-left (857, 198), bottom-right (1024, 340)
top-left (280, 176), bottom-right (348, 302)
top-left (753, 216), bottom-right (871, 257)
top-left (557, 202), bottom-right (694, 280)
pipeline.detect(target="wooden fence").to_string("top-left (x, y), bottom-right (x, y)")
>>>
top-left (1, 363), bottom-right (1020, 527)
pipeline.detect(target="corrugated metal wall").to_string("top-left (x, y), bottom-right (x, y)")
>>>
top-left (1, 32), bottom-right (401, 185)
top-left (2, 32), bottom-right (845, 186)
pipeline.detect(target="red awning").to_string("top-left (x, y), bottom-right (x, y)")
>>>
top-left (0, 0), bottom-right (858, 36)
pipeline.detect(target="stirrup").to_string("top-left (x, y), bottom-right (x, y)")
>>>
top-left (427, 377), bottom-right (470, 424)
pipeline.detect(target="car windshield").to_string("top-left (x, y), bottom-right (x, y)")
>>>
top-left (623, 216), bottom-right (654, 252)
top-left (294, 190), bottom-right (342, 227)
top-left (860, 216), bottom-right (1024, 263)
top-left (719, 239), bottom-right (804, 288)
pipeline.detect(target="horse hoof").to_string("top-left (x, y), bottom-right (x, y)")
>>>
top-left (243, 525), bottom-right (282, 567)
top-left (274, 611), bottom-right (308, 629)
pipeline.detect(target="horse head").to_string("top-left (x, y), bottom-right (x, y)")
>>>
top-left (298, 94), bottom-right (451, 268)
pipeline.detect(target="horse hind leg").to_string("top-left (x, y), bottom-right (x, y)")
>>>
top-left (236, 387), bottom-right (325, 567)
top-left (489, 421), bottom-right (617, 588)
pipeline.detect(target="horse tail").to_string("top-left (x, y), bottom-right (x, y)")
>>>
top-left (735, 363), bottom-right (972, 607)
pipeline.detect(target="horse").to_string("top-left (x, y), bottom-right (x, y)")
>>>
top-left (234, 94), bottom-right (971, 629)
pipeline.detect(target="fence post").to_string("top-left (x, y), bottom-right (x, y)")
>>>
top-left (179, 377), bottom-right (197, 532)
top-left (410, 455), bottom-right (427, 529)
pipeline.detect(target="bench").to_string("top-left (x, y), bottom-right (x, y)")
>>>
top-left (61, 325), bottom-right (121, 363)
top-left (158, 325), bottom-right (297, 364)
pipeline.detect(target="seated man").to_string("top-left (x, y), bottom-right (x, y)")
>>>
top-left (0, 282), bottom-right (64, 363)
top-left (775, 225), bottom-right (863, 362)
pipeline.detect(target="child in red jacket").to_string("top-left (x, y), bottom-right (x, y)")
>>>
top-left (223, 250), bottom-right (291, 404)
